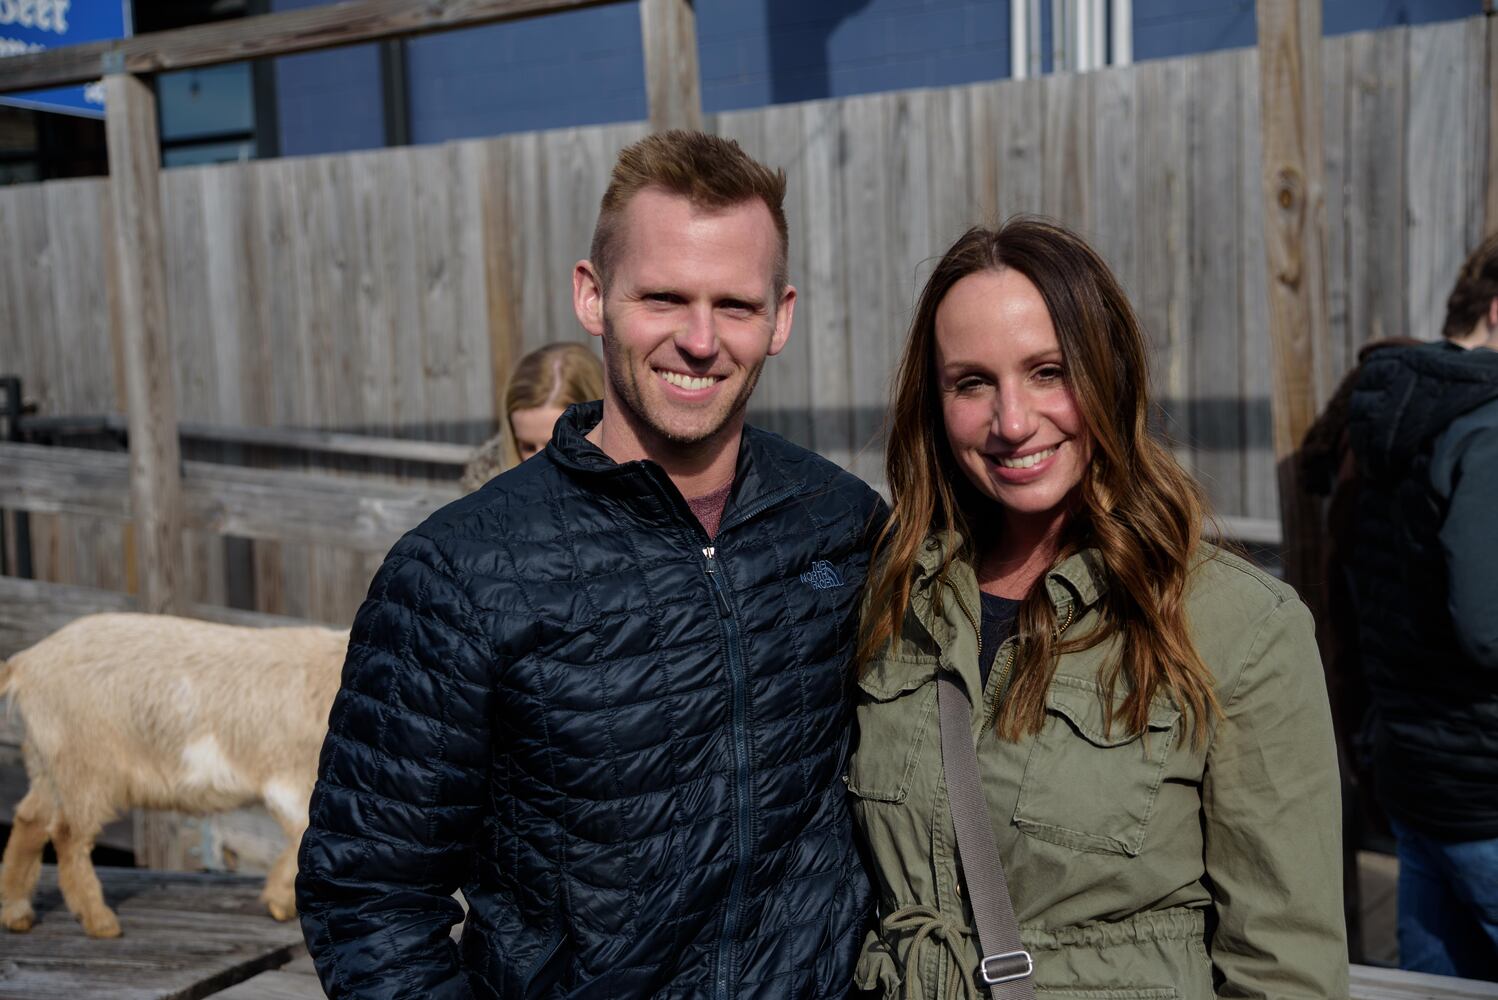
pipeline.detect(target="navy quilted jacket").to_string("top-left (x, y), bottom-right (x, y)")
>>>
top-left (297, 402), bottom-right (881, 1000)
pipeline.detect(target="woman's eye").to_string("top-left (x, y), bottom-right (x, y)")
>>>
top-left (1035, 365), bottom-right (1065, 382)
top-left (954, 377), bottom-right (986, 393)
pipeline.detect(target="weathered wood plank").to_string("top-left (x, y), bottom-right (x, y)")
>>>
top-left (106, 73), bottom-right (185, 621)
top-left (640, 0), bottom-right (703, 133)
top-left (1254, 0), bottom-right (1333, 597)
top-left (0, 0), bottom-right (623, 93)
top-left (1488, 13), bottom-right (1498, 237)
top-left (1189, 51), bottom-right (1244, 515)
top-left (1239, 47), bottom-right (1277, 522)
top-left (209, 967), bottom-right (328, 1000)
top-left (0, 576), bottom-right (312, 660)
top-left (1345, 26), bottom-right (1408, 348)
top-left (1132, 57), bottom-right (1193, 467)
top-left (1405, 21), bottom-right (1472, 341)
top-left (0, 443), bottom-right (457, 552)
top-left (0, 867), bottom-right (305, 1000)
top-left (1349, 964), bottom-right (1498, 999)
top-left (798, 97), bottom-right (853, 470)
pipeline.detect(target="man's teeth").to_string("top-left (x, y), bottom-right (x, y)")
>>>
top-left (659, 370), bottom-right (718, 391)
top-left (996, 446), bottom-right (1058, 470)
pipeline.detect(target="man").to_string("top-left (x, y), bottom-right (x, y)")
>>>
top-left (1348, 232), bottom-right (1498, 978)
top-left (297, 130), bottom-right (881, 999)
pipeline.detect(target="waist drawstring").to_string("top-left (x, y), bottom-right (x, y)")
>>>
top-left (881, 904), bottom-right (975, 1000)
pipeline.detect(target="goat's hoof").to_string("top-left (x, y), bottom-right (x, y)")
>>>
top-left (264, 897), bottom-right (297, 922)
top-left (81, 910), bottom-right (121, 939)
top-left (1, 902), bottom-right (35, 933)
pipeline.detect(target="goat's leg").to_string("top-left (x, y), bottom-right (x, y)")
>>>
top-left (1, 787), bottom-right (54, 932)
top-left (260, 788), bottom-right (307, 922)
top-left (51, 813), bottom-right (120, 938)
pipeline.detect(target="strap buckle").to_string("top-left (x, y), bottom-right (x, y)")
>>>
top-left (980, 949), bottom-right (1033, 985)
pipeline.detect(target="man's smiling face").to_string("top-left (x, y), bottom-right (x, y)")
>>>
top-left (575, 187), bottom-right (793, 455)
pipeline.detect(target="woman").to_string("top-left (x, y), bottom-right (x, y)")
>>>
top-left (850, 218), bottom-right (1346, 998)
top-left (461, 341), bottom-right (604, 490)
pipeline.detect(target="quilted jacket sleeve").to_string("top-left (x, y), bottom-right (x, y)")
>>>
top-left (297, 529), bottom-right (497, 1000)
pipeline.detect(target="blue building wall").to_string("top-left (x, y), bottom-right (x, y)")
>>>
top-left (271, 0), bottom-right (385, 156)
top-left (405, 3), bottom-right (648, 144)
top-left (272, 0), bottom-right (1482, 157)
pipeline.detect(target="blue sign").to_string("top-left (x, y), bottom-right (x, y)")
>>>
top-left (0, 0), bottom-right (131, 118)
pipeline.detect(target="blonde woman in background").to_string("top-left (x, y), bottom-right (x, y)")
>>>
top-left (462, 342), bottom-right (605, 490)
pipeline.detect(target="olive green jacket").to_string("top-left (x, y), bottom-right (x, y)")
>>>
top-left (849, 537), bottom-right (1347, 999)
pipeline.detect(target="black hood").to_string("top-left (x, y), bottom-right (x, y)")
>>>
top-left (1348, 341), bottom-right (1498, 483)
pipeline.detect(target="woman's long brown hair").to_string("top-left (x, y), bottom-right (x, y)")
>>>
top-left (857, 218), bottom-right (1222, 746)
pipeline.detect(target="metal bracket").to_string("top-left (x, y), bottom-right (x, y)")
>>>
top-left (101, 50), bottom-right (126, 75)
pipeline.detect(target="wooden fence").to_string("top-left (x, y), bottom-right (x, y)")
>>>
top-left (1, 15), bottom-right (1494, 631)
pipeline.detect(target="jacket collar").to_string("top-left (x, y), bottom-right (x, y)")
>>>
top-left (546, 400), bottom-right (805, 530)
top-left (910, 529), bottom-right (1109, 642)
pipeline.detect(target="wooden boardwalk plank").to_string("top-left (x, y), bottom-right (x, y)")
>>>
top-left (208, 967), bottom-right (325, 1000)
top-left (0, 867), bottom-right (304, 1000)
top-left (1351, 964), bottom-right (1498, 999)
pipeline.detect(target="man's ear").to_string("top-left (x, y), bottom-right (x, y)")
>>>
top-left (768, 284), bottom-right (796, 358)
top-left (574, 261), bottom-right (606, 338)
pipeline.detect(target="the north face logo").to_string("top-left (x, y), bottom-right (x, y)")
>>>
top-left (799, 560), bottom-right (844, 590)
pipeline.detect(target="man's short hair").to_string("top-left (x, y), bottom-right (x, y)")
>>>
top-left (589, 130), bottom-right (789, 294)
top-left (1442, 231), bottom-right (1498, 340)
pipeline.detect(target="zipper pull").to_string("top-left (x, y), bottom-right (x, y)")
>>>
top-left (703, 546), bottom-right (731, 617)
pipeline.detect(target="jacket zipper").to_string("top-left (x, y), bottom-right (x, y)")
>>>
top-left (645, 472), bottom-right (799, 1000)
top-left (952, 587), bottom-right (1077, 729)
top-left (703, 544), bottom-right (751, 1000)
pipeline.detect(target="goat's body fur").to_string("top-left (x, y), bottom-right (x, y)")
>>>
top-left (0, 613), bottom-right (347, 937)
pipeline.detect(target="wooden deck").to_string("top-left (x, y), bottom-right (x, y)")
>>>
top-left (0, 866), bottom-right (309, 1000)
top-left (2, 866), bottom-right (1496, 999)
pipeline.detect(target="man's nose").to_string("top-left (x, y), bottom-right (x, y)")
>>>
top-left (675, 306), bottom-right (718, 360)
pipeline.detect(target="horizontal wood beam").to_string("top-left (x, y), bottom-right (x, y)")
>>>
top-left (0, 0), bottom-right (622, 94)
top-left (0, 442), bottom-right (459, 552)
top-left (0, 574), bottom-right (313, 659)
top-left (21, 414), bottom-right (477, 465)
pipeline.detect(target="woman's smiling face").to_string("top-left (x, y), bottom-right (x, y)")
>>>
top-left (935, 267), bottom-right (1091, 525)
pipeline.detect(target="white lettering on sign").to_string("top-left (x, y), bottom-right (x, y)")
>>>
top-left (83, 79), bottom-right (102, 104)
top-left (0, 33), bottom-right (44, 54)
top-left (0, 0), bottom-right (70, 35)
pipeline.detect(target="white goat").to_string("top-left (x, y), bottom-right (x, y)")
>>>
top-left (0, 612), bottom-right (347, 938)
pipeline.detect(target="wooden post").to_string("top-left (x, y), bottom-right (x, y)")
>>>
top-left (106, 73), bottom-right (184, 618)
top-left (105, 72), bottom-right (191, 871)
top-left (1255, 0), bottom-right (1354, 959)
top-left (640, 0), bottom-right (702, 132)
top-left (1253, 1), bottom-right (1330, 596)
top-left (1486, 10), bottom-right (1497, 237)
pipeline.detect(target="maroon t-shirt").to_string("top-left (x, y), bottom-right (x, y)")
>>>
top-left (686, 479), bottom-right (734, 539)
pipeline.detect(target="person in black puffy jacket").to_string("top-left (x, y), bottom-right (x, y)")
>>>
top-left (1347, 232), bottom-right (1498, 978)
top-left (296, 130), bottom-right (884, 1000)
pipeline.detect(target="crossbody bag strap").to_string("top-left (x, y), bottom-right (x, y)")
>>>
top-left (936, 672), bottom-right (1035, 1000)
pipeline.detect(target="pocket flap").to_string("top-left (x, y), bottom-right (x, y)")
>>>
top-left (1045, 677), bottom-right (1180, 747)
top-left (856, 655), bottom-right (938, 702)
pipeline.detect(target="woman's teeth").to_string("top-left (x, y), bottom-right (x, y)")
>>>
top-left (996, 446), bottom-right (1058, 469)
top-left (659, 370), bottom-right (718, 390)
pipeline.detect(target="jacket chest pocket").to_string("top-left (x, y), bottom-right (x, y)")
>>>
top-left (846, 657), bottom-right (939, 803)
top-left (1013, 676), bottom-right (1181, 856)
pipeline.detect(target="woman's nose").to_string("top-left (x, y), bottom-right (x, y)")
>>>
top-left (993, 391), bottom-right (1036, 443)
